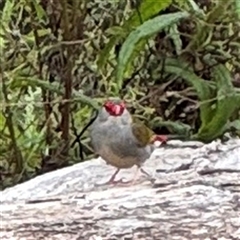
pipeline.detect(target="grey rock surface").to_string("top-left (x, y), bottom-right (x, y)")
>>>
top-left (1, 138), bottom-right (240, 240)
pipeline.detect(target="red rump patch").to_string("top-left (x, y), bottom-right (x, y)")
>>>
top-left (153, 135), bottom-right (168, 143)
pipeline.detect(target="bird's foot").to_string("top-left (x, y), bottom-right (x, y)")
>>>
top-left (111, 178), bottom-right (134, 185)
top-left (116, 179), bottom-right (136, 187)
top-left (95, 177), bottom-right (135, 186)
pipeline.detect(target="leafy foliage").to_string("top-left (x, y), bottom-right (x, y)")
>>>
top-left (116, 11), bottom-right (190, 87)
top-left (194, 65), bottom-right (240, 141)
top-left (97, 0), bottom-right (173, 72)
top-left (1, 0), bottom-right (240, 189)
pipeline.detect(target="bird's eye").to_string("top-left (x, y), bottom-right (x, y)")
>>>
top-left (104, 101), bottom-right (114, 111)
top-left (104, 101), bottom-right (110, 107)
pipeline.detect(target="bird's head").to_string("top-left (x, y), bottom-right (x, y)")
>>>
top-left (103, 98), bottom-right (126, 116)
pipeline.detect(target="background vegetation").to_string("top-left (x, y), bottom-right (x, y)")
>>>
top-left (1, 0), bottom-right (240, 189)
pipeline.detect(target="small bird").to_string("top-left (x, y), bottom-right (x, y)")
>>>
top-left (89, 98), bottom-right (167, 185)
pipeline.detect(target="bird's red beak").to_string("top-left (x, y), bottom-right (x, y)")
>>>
top-left (104, 101), bottom-right (126, 116)
top-left (113, 104), bottom-right (122, 115)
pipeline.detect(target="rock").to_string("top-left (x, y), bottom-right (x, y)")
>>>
top-left (1, 138), bottom-right (240, 239)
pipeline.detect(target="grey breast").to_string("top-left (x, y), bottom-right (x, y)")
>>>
top-left (89, 109), bottom-right (153, 165)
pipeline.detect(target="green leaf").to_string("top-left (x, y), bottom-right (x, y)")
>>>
top-left (0, 112), bottom-right (6, 130)
top-left (7, 77), bottom-right (99, 109)
top-left (206, 0), bottom-right (232, 23)
top-left (122, 38), bottom-right (148, 79)
top-left (169, 24), bottom-right (182, 55)
top-left (187, 0), bottom-right (204, 15)
top-left (175, 0), bottom-right (186, 7)
top-left (125, 0), bottom-right (173, 28)
top-left (31, 0), bottom-right (46, 20)
top-left (0, 0), bottom-right (15, 49)
top-left (235, 0), bottom-right (240, 19)
top-left (105, 26), bottom-right (127, 36)
top-left (8, 77), bottom-right (62, 93)
top-left (97, 36), bottom-right (120, 73)
top-left (116, 11), bottom-right (190, 90)
top-left (194, 65), bottom-right (240, 141)
top-left (152, 119), bottom-right (192, 135)
top-left (164, 58), bottom-right (215, 127)
top-left (1, 0), bottom-right (15, 25)
top-left (164, 60), bottom-right (240, 141)
top-left (97, 0), bottom-right (173, 72)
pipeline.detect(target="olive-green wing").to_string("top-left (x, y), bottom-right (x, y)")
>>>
top-left (131, 118), bottom-right (154, 147)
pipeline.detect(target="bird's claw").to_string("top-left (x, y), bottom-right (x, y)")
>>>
top-left (95, 177), bottom-right (134, 186)
top-left (107, 177), bottom-right (132, 185)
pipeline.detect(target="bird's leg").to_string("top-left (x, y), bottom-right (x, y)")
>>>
top-left (108, 167), bottom-right (143, 185)
top-left (140, 167), bottom-right (151, 177)
top-left (126, 166), bottom-right (140, 185)
top-left (120, 166), bottom-right (154, 186)
top-left (140, 167), bottom-right (155, 183)
top-left (107, 168), bottom-right (121, 184)
top-left (110, 166), bottom-right (141, 187)
top-left (100, 166), bottom-right (139, 187)
top-left (96, 168), bottom-right (125, 186)
top-left (96, 167), bottom-right (153, 186)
